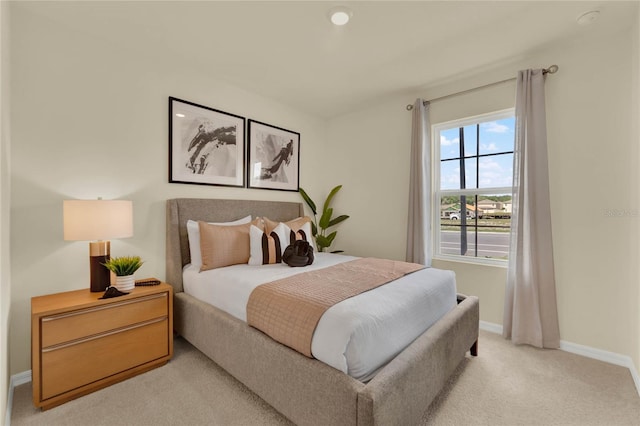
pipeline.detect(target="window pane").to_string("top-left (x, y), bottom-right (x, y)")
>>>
top-left (478, 117), bottom-right (515, 155)
top-left (440, 158), bottom-right (478, 190)
top-left (440, 159), bottom-right (459, 190)
top-left (463, 125), bottom-right (477, 156)
top-left (440, 227), bottom-right (510, 259)
top-left (478, 154), bottom-right (513, 188)
top-left (463, 158), bottom-right (477, 189)
top-left (440, 128), bottom-right (460, 160)
top-left (439, 193), bottom-right (512, 260)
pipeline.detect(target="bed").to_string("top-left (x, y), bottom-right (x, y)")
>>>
top-left (166, 198), bottom-right (479, 426)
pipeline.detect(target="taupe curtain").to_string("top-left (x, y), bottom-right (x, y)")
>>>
top-left (503, 69), bottom-right (560, 348)
top-left (406, 99), bottom-right (431, 266)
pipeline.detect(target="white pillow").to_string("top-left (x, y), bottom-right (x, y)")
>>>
top-left (187, 215), bottom-right (252, 268)
top-left (248, 223), bottom-right (288, 266)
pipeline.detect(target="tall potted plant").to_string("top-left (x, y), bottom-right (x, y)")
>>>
top-left (299, 185), bottom-right (349, 252)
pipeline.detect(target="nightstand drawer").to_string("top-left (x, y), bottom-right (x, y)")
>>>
top-left (41, 293), bottom-right (168, 348)
top-left (41, 318), bottom-right (169, 400)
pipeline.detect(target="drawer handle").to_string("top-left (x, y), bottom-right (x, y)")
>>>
top-left (42, 317), bottom-right (167, 352)
top-left (42, 293), bottom-right (167, 322)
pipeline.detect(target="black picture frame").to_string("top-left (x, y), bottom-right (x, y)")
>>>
top-left (247, 120), bottom-right (300, 192)
top-left (169, 97), bottom-right (245, 187)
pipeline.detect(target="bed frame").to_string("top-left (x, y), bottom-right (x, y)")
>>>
top-left (166, 198), bottom-right (479, 426)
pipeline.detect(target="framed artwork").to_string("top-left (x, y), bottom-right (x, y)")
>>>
top-left (247, 120), bottom-right (300, 191)
top-left (169, 97), bottom-right (245, 187)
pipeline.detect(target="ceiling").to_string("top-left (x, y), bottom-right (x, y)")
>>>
top-left (14, 1), bottom-right (639, 118)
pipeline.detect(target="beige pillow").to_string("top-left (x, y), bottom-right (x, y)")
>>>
top-left (263, 216), bottom-right (311, 235)
top-left (199, 218), bottom-right (263, 271)
top-left (186, 215), bottom-right (252, 269)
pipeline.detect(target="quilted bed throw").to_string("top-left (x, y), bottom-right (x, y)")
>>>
top-left (246, 258), bottom-right (424, 357)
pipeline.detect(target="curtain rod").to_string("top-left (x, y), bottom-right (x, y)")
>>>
top-left (406, 64), bottom-right (559, 110)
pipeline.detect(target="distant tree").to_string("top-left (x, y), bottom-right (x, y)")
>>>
top-left (481, 195), bottom-right (512, 202)
top-left (441, 195), bottom-right (460, 205)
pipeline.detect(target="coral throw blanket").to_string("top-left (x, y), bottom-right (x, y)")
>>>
top-left (246, 258), bottom-right (424, 357)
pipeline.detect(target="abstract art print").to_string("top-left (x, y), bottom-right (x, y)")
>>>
top-left (247, 120), bottom-right (300, 191)
top-left (169, 97), bottom-right (245, 187)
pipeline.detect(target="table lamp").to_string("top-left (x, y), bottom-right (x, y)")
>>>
top-left (63, 199), bottom-right (133, 292)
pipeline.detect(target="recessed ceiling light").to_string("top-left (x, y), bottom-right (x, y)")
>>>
top-left (329, 6), bottom-right (353, 26)
top-left (175, 113), bottom-right (185, 118)
top-left (577, 10), bottom-right (600, 26)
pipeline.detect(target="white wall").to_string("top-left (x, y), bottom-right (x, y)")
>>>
top-left (8, 5), bottom-right (327, 375)
top-left (544, 28), bottom-right (638, 367)
top-left (327, 25), bottom-right (640, 363)
top-left (0, 0), bottom-right (11, 421)
top-left (633, 3), bottom-right (640, 372)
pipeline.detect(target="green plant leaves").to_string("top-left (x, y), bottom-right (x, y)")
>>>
top-left (298, 185), bottom-right (348, 252)
top-left (298, 187), bottom-right (317, 215)
top-left (316, 235), bottom-right (331, 251)
top-left (319, 207), bottom-right (333, 229)
top-left (325, 231), bottom-right (337, 245)
top-left (102, 256), bottom-right (143, 276)
top-left (328, 214), bottom-right (349, 227)
top-left (323, 185), bottom-right (342, 214)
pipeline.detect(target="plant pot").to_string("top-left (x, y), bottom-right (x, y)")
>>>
top-left (114, 275), bottom-right (135, 292)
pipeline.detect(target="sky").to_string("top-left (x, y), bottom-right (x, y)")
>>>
top-left (439, 116), bottom-right (515, 191)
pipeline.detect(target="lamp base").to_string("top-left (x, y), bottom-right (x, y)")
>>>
top-left (89, 241), bottom-right (111, 292)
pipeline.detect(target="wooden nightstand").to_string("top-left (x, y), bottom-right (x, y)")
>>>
top-left (31, 281), bottom-right (173, 410)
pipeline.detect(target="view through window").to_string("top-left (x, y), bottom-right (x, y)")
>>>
top-left (433, 109), bottom-right (515, 264)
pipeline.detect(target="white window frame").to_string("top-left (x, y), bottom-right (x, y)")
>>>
top-left (432, 108), bottom-right (515, 267)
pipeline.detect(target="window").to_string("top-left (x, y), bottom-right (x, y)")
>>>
top-left (433, 109), bottom-right (515, 265)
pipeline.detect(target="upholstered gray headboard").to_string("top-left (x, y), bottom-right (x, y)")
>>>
top-left (166, 198), bottom-right (304, 293)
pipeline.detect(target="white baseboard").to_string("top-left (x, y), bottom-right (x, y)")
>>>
top-left (480, 320), bottom-right (640, 397)
top-left (479, 320), bottom-right (503, 334)
top-left (5, 370), bottom-right (31, 426)
top-left (559, 340), bottom-right (640, 397)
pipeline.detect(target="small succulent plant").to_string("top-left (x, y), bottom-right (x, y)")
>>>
top-left (102, 256), bottom-right (144, 276)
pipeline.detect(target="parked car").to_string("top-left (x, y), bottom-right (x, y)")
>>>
top-left (449, 211), bottom-right (475, 220)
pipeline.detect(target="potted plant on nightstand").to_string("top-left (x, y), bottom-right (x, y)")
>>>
top-left (103, 256), bottom-right (144, 292)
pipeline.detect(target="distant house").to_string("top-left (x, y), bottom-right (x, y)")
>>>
top-left (440, 204), bottom-right (459, 218)
top-left (476, 199), bottom-right (512, 218)
top-left (477, 199), bottom-right (505, 213)
top-left (440, 203), bottom-right (482, 218)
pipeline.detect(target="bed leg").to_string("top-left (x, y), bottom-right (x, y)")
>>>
top-left (470, 340), bottom-right (478, 356)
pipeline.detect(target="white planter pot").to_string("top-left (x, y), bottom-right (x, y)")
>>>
top-left (114, 275), bottom-right (135, 292)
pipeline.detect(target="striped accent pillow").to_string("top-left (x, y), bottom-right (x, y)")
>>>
top-left (249, 224), bottom-right (288, 265)
top-left (288, 221), bottom-right (312, 247)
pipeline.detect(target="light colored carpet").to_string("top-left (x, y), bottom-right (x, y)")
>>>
top-left (11, 330), bottom-right (640, 425)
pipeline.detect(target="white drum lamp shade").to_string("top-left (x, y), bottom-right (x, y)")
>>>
top-left (64, 199), bottom-right (133, 292)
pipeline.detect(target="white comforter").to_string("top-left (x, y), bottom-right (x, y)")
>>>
top-left (183, 253), bottom-right (456, 382)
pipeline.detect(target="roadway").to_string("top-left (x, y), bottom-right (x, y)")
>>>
top-left (441, 230), bottom-right (510, 259)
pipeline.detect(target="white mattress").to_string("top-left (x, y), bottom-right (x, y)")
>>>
top-left (183, 253), bottom-right (456, 382)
